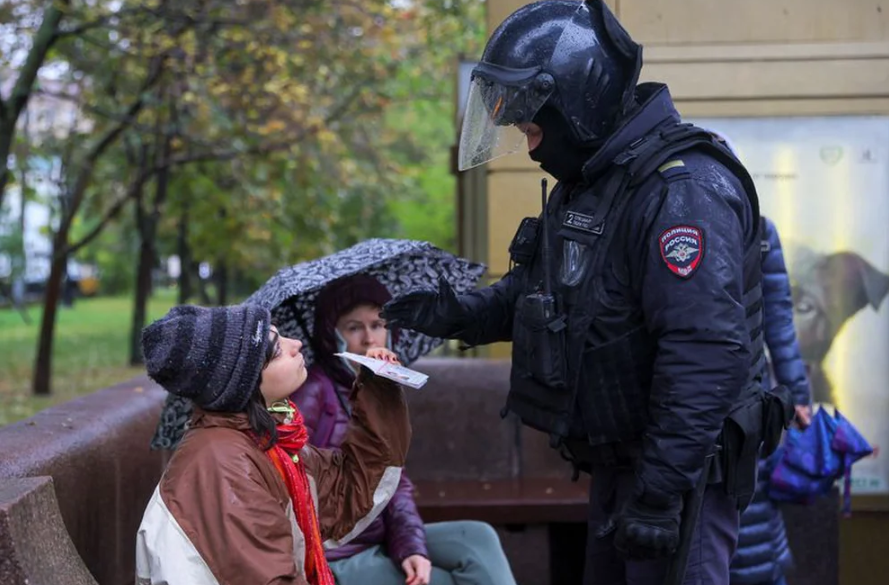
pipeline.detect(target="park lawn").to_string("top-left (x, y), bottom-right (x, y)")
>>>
top-left (0, 291), bottom-right (177, 426)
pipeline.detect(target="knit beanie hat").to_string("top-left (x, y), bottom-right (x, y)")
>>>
top-left (142, 304), bottom-right (272, 413)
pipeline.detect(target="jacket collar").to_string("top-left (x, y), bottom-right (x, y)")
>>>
top-left (581, 83), bottom-right (681, 183)
top-left (190, 407), bottom-right (253, 432)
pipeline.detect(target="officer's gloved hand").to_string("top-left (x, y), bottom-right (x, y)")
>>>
top-left (381, 276), bottom-right (468, 339)
top-left (613, 489), bottom-right (683, 560)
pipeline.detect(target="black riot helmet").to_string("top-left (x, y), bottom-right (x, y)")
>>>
top-left (458, 0), bottom-right (642, 171)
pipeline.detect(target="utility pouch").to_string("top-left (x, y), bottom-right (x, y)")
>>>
top-left (760, 384), bottom-right (795, 457)
top-left (719, 392), bottom-right (764, 511)
top-left (508, 217), bottom-right (540, 266)
top-left (514, 292), bottom-right (568, 389)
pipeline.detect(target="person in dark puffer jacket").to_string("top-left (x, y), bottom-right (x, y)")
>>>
top-left (730, 215), bottom-right (812, 585)
top-left (291, 273), bottom-right (517, 585)
top-left (708, 129), bottom-right (812, 585)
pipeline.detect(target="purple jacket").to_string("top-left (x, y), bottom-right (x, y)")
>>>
top-left (292, 365), bottom-right (428, 563)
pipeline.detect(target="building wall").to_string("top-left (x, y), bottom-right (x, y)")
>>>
top-left (464, 1), bottom-right (889, 583)
top-left (480, 1), bottom-right (889, 293)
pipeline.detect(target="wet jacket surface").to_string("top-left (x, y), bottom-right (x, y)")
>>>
top-left (292, 364), bottom-right (428, 564)
top-left (136, 370), bottom-right (410, 585)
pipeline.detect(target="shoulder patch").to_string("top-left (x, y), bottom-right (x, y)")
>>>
top-left (657, 159), bottom-right (689, 181)
top-left (659, 225), bottom-right (704, 278)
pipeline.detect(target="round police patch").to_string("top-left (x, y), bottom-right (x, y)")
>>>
top-left (659, 225), bottom-right (704, 278)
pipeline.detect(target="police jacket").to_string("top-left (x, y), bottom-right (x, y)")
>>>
top-left (453, 84), bottom-right (766, 504)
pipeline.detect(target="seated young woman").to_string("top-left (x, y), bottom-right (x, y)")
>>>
top-left (136, 303), bottom-right (409, 585)
top-left (293, 274), bottom-right (517, 585)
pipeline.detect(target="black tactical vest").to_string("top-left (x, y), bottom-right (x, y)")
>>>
top-left (502, 123), bottom-right (768, 451)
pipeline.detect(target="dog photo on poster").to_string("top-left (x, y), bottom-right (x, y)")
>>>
top-left (695, 116), bottom-right (889, 495)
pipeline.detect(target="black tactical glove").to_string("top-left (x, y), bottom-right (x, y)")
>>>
top-left (381, 276), bottom-right (469, 339)
top-left (613, 490), bottom-right (683, 560)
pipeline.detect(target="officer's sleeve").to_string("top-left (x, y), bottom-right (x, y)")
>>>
top-left (453, 267), bottom-right (524, 346)
top-left (636, 172), bottom-right (752, 504)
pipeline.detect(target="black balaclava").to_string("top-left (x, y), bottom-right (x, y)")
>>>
top-left (528, 105), bottom-right (599, 183)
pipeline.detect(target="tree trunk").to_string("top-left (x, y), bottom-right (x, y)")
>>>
top-left (130, 134), bottom-right (171, 365)
top-left (29, 23), bottom-right (163, 395)
top-left (15, 114), bottom-right (29, 314)
top-left (32, 236), bottom-right (68, 395)
top-left (177, 203), bottom-right (192, 304)
top-left (0, 119), bottom-right (14, 208)
top-left (130, 213), bottom-right (155, 366)
top-left (215, 258), bottom-right (228, 306)
top-left (214, 205), bottom-right (228, 306)
top-left (17, 110), bottom-right (29, 239)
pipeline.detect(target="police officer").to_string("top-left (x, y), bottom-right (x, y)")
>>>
top-left (382, 2), bottom-right (790, 584)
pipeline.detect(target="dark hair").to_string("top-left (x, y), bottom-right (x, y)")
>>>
top-left (247, 329), bottom-right (281, 450)
top-left (247, 391), bottom-right (278, 450)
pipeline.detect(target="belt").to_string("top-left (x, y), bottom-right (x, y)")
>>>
top-left (561, 438), bottom-right (642, 468)
top-left (560, 438), bottom-right (724, 485)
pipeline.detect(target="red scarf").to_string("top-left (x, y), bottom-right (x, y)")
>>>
top-left (256, 402), bottom-right (335, 585)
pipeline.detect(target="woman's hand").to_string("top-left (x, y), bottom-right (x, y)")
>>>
top-left (794, 404), bottom-right (813, 429)
top-left (366, 347), bottom-right (400, 365)
top-left (401, 554), bottom-right (431, 585)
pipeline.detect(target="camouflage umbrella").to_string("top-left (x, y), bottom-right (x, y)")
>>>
top-left (246, 238), bottom-right (486, 366)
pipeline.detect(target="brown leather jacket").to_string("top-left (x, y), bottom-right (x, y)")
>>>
top-left (136, 370), bottom-right (410, 585)
top-left (294, 364), bottom-right (428, 563)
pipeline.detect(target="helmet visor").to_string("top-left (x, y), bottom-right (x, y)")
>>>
top-left (457, 73), bottom-right (553, 171)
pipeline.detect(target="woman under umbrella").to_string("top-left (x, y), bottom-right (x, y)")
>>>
top-left (292, 273), bottom-right (516, 585)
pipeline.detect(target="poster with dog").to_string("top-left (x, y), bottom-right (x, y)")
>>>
top-left (695, 116), bottom-right (889, 495)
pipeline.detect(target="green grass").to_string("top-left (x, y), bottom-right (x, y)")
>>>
top-left (0, 291), bottom-right (177, 426)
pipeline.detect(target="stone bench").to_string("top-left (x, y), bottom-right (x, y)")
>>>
top-left (404, 358), bottom-right (588, 585)
top-left (0, 359), bottom-right (586, 585)
top-left (0, 377), bottom-right (168, 585)
top-left (0, 357), bottom-right (841, 585)
top-left (412, 478), bottom-right (588, 526)
top-left (0, 476), bottom-right (97, 585)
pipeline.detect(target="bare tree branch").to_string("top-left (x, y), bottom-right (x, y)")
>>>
top-left (0, 0), bottom-right (72, 210)
top-left (53, 3), bottom-right (157, 39)
top-left (64, 192), bottom-right (131, 256)
top-left (55, 14), bottom-right (117, 39)
top-left (62, 80), bottom-right (368, 258)
top-left (63, 136), bottom-right (152, 258)
top-left (7, 2), bottom-right (70, 119)
top-left (62, 52), bottom-right (167, 234)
